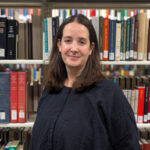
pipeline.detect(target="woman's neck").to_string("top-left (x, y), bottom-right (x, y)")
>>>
top-left (65, 67), bottom-right (82, 87)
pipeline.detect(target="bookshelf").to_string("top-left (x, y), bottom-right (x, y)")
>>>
top-left (0, 0), bottom-right (150, 129)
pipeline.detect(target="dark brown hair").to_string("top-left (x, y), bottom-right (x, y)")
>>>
top-left (44, 14), bottom-right (104, 93)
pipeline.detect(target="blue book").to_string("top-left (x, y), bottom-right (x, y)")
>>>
top-left (0, 72), bottom-right (10, 123)
top-left (108, 19), bottom-right (116, 61)
top-left (44, 18), bottom-right (48, 53)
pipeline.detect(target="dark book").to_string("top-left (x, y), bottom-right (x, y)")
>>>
top-left (108, 19), bottom-right (116, 61)
top-left (143, 83), bottom-right (149, 123)
top-left (0, 72), bottom-right (10, 123)
top-left (27, 22), bottom-right (32, 59)
top-left (134, 15), bottom-right (138, 61)
top-left (0, 17), bottom-right (7, 59)
top-left (129, 16), bottom-right (135, 61)
top-left (6, 19), bottom-right (18, 59)
top-left (99, 16), bottom-right (103, 60)
top-left (125, 18), bottom-right (131, 61)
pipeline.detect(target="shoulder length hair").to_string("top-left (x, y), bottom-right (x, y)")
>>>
top-left (44, 14), bottom-right (104, 93)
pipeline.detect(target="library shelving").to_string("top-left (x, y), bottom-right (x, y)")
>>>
top-left (0, 0), bottom-right (150, 130)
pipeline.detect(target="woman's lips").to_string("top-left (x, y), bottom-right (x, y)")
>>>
top-left (69, 55), bottom-right (80, 60)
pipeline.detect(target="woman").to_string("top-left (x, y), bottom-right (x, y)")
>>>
top-left (29, 14), bottom-right (141, 150)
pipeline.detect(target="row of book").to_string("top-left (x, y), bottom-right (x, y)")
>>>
top-left (111, 75), bottom-right (150, 123)
top-left (0, 9), bottom-right (42, 60)
top-left (43, 8), bottom-right (150, 61)
top-left (0, 64), bottom-right (44, 123)
top-left (0, 8), bottom-right (41, 23)
top-left (139, 128), bottom-right (150, 150)
top-left (0, 127), bottom-right (31, 150)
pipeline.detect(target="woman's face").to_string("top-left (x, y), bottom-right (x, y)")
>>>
top-left (57, 22), bottom-right (94, 72)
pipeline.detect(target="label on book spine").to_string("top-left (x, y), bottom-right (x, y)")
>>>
top-left (103, 50), bottom-right (108, 59)
top-left (0, 48), bottom-right (4, 57)
top-left (144, 115), bottom-right (148, 123)
top-left (138, 116), bottom-right (143, 123)
top-left (109, 53), bottom-right (114, 61)
top-left (0, 112), bottom-right (5, 120)
top-left (12, 110), bottom-right (17, 120)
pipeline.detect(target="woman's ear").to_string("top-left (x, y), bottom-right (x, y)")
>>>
top-left (90, 42), bottom-right (95, 55)
top-left (57, 39), bottom-right (61, 52)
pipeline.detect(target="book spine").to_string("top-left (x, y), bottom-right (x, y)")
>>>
top-left (115, 21), bottom-right (121, 61)
top-left (10, 72), bottom-right (18, 123)
top-left (137, 86), bottom-right (145, 123)
top-left (99, 16), bottom-right (103, 61)
top-left (125, 18), bottom-right (130, 61)
top-left (18, 72), bottom-right (27, 123)
top-left (102, 18), bottom-right (109, 61)
top-left (0, 72), bottom-right (10, 123)
top-left (0, 17), bottom-right (7, 59)
top-left (143, 83), bottom-right (149, 123)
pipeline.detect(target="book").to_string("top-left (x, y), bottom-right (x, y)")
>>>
top-left (32, 14), bottom-right (42, 59)
top-left (18, 72), bottom-right (27, 123)
top-left (137, 86), bottom-right (145, 123)
top-left (137, 13), bottom-right (147, 60)
top-left (102, 17), bottom-right (109, 61)
top-left (17, 23), bottom-right (26, 59)
top-left (0, 17), bottom-right (7, 59)
top-left (10, 72), bottom-right (18, 123)
top-left (0, 72), bottom-right (10, 123)
top-left (6, 19), bottom-right (18, 59)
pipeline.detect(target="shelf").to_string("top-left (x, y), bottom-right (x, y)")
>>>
top-left (0, 122), bottom-right (34, 128)
top-left (0, 2), bottom-right (42, 8)
top-left (1, 60), bottom-right (150, 65)
top-left (101, 61), bottom-right (150, 65)
top-left (50, 2), bottom-right (150, 9)
top-left (137, 123), bottom-right (150, 128)
top-left (0, 122), bottom-right (149, 128)
top-left (0, 60), bottom-right (44, 64)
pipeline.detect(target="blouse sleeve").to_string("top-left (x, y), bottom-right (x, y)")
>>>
top-left (98, 83), bottom-right (141, 150)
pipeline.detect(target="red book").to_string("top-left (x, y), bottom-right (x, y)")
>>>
top-left (102, 18), bottom-right (109, 61)
top-left (90, 9), bottom-right (96, 17)
top-left (137, 86), bottom-right (145, 123)
top-left (18, 72), bottom-right (27, 123)
top-left (10, 72), bottom-right (18, 123)
top-left (141, 139), bottom-right (150, 150)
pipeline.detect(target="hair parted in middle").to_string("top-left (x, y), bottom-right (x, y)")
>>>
top-left (44, 14), bottom-right (104, 93)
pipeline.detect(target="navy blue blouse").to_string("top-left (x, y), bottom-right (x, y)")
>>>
top-left (29, 80), bottom-right (141, 150)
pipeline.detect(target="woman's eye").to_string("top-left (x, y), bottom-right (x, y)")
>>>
top-left (80, 41), bottom-right (85, 45)
top-left (65, 40), bottom-right (71, 43)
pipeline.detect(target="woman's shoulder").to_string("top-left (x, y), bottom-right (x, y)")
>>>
top-left (95, 79), bottom-right (120, 91)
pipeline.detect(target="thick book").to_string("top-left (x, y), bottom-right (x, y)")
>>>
top-left (0, 17), bottom-right (7, 59)
top-left (0, 72), bottom-right (10, 123)
top-left (18, 72), bottom-right (27, 123)
top-left (129, 16), bottom-right (135, 61)
top-left (102, 17), bottom-right (109, 61)
top-left (137, 86), bottom-right (145, 123)
top-left (6, 19), bottom-right (18, 59)
top-left (10, 72), bottom-right (18, 123)
top-left (137, 13), bottom-right (147, 61)
top-left (108, 19), bottom-right (116, 61)
top-left (17, 23), bottom-right (26, 59)
top-left (32, 14), bottom-right (42, 59)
